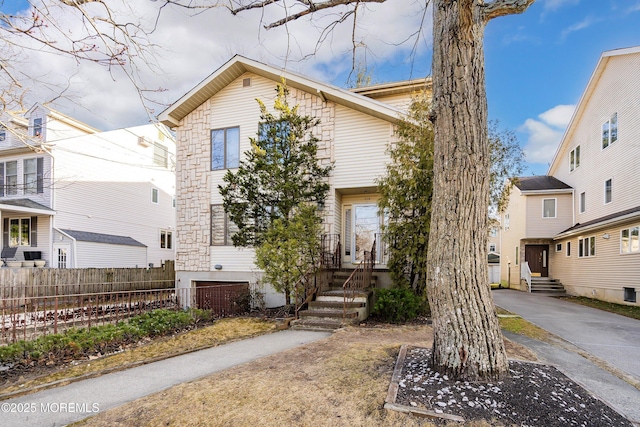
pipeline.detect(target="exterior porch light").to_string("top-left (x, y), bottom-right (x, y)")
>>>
top-left (214, 264), bottom-right (223, 270)
top-left (602, 233), bottom-right (610, 239)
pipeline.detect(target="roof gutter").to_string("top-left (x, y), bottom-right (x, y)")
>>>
top-left (554, 210), bottom-right (640, 240)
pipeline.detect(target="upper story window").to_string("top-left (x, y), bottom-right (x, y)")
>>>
top-left (32, 118), bottom-right (43, 138)
top-left (604, 179), bottom-right (612, 204)
top-left (578, 236), bottom-right (596, 258)
top-left (153, 143), bottom-right (168, 168)
top-left (0, 125), bottom-right (6, 142)
top-left (1, 158), bottom-right (44, 197)
top-left (569, 145), bottom-right (580, 172)
top-left (621, 226), bottom-right (639, 254)
top-left (601, 112), bottom-right (617, 149)
top-left (579, 192), bottom-right (586, 214)
top-left (211, 127), bottom-right (240, 170)
top-left (151, 188), bottom-right (159, 204)
top-left (543, 198), bottom-right (556, 218)
top-left (489, 243), bottom-right (496, 252)
top-left (504, 213), bottom-right (510, 231)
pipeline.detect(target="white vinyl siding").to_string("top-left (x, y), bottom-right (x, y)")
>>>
top-left (525, 194), bottom-right (572, 238)
top-left (74, 242), bottom-right (147, 268)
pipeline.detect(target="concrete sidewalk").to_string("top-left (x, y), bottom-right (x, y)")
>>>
top-left (1, 329), bottom-right (331, 427)
top-left (493, 289), bottom-right (640, 424)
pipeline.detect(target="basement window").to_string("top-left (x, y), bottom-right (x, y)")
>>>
top-left (624, 287), bottom-right (636, 303)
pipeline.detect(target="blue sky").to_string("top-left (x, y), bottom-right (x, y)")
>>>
top-left (3, 0), bottom-right (640, 176)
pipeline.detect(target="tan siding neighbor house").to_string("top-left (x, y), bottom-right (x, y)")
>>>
top-left (501, 46), bottom-right (640, 305)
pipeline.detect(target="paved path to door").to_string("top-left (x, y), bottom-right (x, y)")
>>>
top-left (492, 289), bottom-right (640, 381)
top-left (1, 329), bottom-right (330, 427)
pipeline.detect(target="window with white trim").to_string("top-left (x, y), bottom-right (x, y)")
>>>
top-left (0, 125), bottom-right (6, 142)
top-left (604, 179), bottom-right (612, 204)
top-left (32, 117), bottom-right (43, 137)
top-left (602, 113), bottom-right (617, 149)
top-left (153, 143), bottom-right (168, 168)
top-left (151, 188), bottom-right (159, 204)
top-left (9, 218), bottom-right (30, 247)
top-left (543, 198), bottom-right (556, 218)
top-left (578, 236), bottom-right (596, 258)
top-left (579, 192), bottom-right (586, 214)
top-left (5, 161), bottom-right (17, 196)
top-left (570, 145), bottom-right (580, 172)
top-left (566, 241), bottom-right (571, 257)
top-left (210, 204), bottom-right (238, 246)
top-left (504, 213), bottom-right (510, 231)
top-left (621, 226), bottom-right (639, 254)
top-left (489, 243), bottom-right (496, 252)
top-left (160, 230), bottom-right (172, 249)
top-left (515, 246), bottom-right (519, 265)
top-left (556, 243), bottom-right (562, 252)
top-left (211, 127), bottom-right (240, 170)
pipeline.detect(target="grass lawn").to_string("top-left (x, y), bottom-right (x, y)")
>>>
top-left (73, 325), bottom-right (537, 427)
top-left (557, 296), bottom-right (640, 320)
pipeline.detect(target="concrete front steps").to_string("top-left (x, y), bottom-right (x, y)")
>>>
top-left (530, 277), bottom-right (566, 294)
top-left (290, 288), bottom-right (372, 331)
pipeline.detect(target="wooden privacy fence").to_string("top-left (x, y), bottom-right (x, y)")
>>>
top-left (1, 262), bottom-right (176, 345)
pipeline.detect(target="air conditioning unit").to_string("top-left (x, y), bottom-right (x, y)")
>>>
top-left (138, 136), bottom-right (152, 147)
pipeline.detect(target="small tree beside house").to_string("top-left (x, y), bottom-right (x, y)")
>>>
top-left (219, 84), bottom-right (333, 304)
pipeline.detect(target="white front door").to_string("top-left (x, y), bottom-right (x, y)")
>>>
top-left (52, 243), bottom-right (71, 268)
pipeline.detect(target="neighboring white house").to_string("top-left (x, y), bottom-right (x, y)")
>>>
top-left (0, 104), bottom-right (176, 268)
top-left (500, 46), bottom-right (640, 305)
top-left (159, 55), bottom-right (430, 307)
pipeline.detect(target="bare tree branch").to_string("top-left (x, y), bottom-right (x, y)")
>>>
top-left (481, 0), bottom-right (535, 22)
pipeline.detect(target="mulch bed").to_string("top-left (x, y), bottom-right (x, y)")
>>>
top-left (392, 346), bottom-right (633, 426)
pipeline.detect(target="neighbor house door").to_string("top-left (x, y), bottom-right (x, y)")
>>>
top-left (53, 243), bottom-right (71, 268)
top-left (525, 245), bottom-right (548, 277)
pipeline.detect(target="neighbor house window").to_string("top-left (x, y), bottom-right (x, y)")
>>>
top-left (566, 241), bottom-right (571, 257)
top-left (23, 158), bottom-right (37, 194)
top-left (543, 198), bottom-right (556, 218)
top-left (489, 243), bottom-right (496, 252)
top-left (578, 236), bottom-right (596, 258)
top-left (160, 230), bottom-right (172, 249)
top-left (604, 179), bottom-right (612, 204)
top-left (504, 213), bottom-right (510, 231)
top-left (556, 243), bottom-right (562, 252)
top-left (570, 145), bottom-right (580, 172)
top-left (210, 204), bottom-right (238, 245)
top-left (32, 118), bottom-right (43, 137)
top-left (211, 127), bottom-right (240, 170)
top-left (153, 143), bottom-right (168, 168)
top-left (5, 161), bottom-right (17, 196)
top-left (0, 125), bottom-right (6, 142)
top-left (579, 192), bottom-right (586, 214)
top-left (9, 218), bottom-right (31, 247)
top-left (602, 113), bottom-right (617, 149)
top-left (621, 226), bottom-right (640, 254)
top-left (151, 188), bottom-right (159, 204)
top-left (490, 228), bottom-right (498, 237)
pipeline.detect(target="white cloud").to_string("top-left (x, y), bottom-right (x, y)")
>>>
top-left (8, 0), bottom-right (433, 130)
top-left (560, 16), bottom-right (595, 39)
top-left (543, 0), bottom-right (580, 12)
top-left (628, 1), bottom-right (640, 12)
top-left (519, 104), bottom-right (575, 165)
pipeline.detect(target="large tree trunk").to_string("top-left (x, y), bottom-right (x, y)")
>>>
top-left (426, 0), bottom-right (532, 382)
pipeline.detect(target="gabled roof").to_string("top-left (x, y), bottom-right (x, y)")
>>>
top-left (158, 55), bottom-right (409, 128)
top-left (548, 46), bottom-right (640, 174)
top-left (514, 176), bottom-right (572, 193)
top-left (555, 205), bottom-right (640, 239)
top-left (350, 78), bottom-right (432, 99)
top-left (25, 103), bottom-right (100, 134)
top-left (60, 229), bottom-right (146, 247)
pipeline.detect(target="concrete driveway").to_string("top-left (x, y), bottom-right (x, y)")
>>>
top-left (492, 289), bottom-right (640, 382)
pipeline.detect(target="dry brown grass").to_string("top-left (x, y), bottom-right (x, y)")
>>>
top-left (2, 318), bottom-right (276, 396)
top-left (75, 325), bottom-right (536, 427)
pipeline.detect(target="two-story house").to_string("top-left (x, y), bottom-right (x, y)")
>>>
top-left (500, 46), bottom-right (640, 305)
top-left (0, 104), bottom-right (176, 268)
top-left (159, 55), bottom-right (429, 307)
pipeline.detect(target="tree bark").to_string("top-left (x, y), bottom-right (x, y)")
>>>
top-left (426, 0), bottom-right (531, 381)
